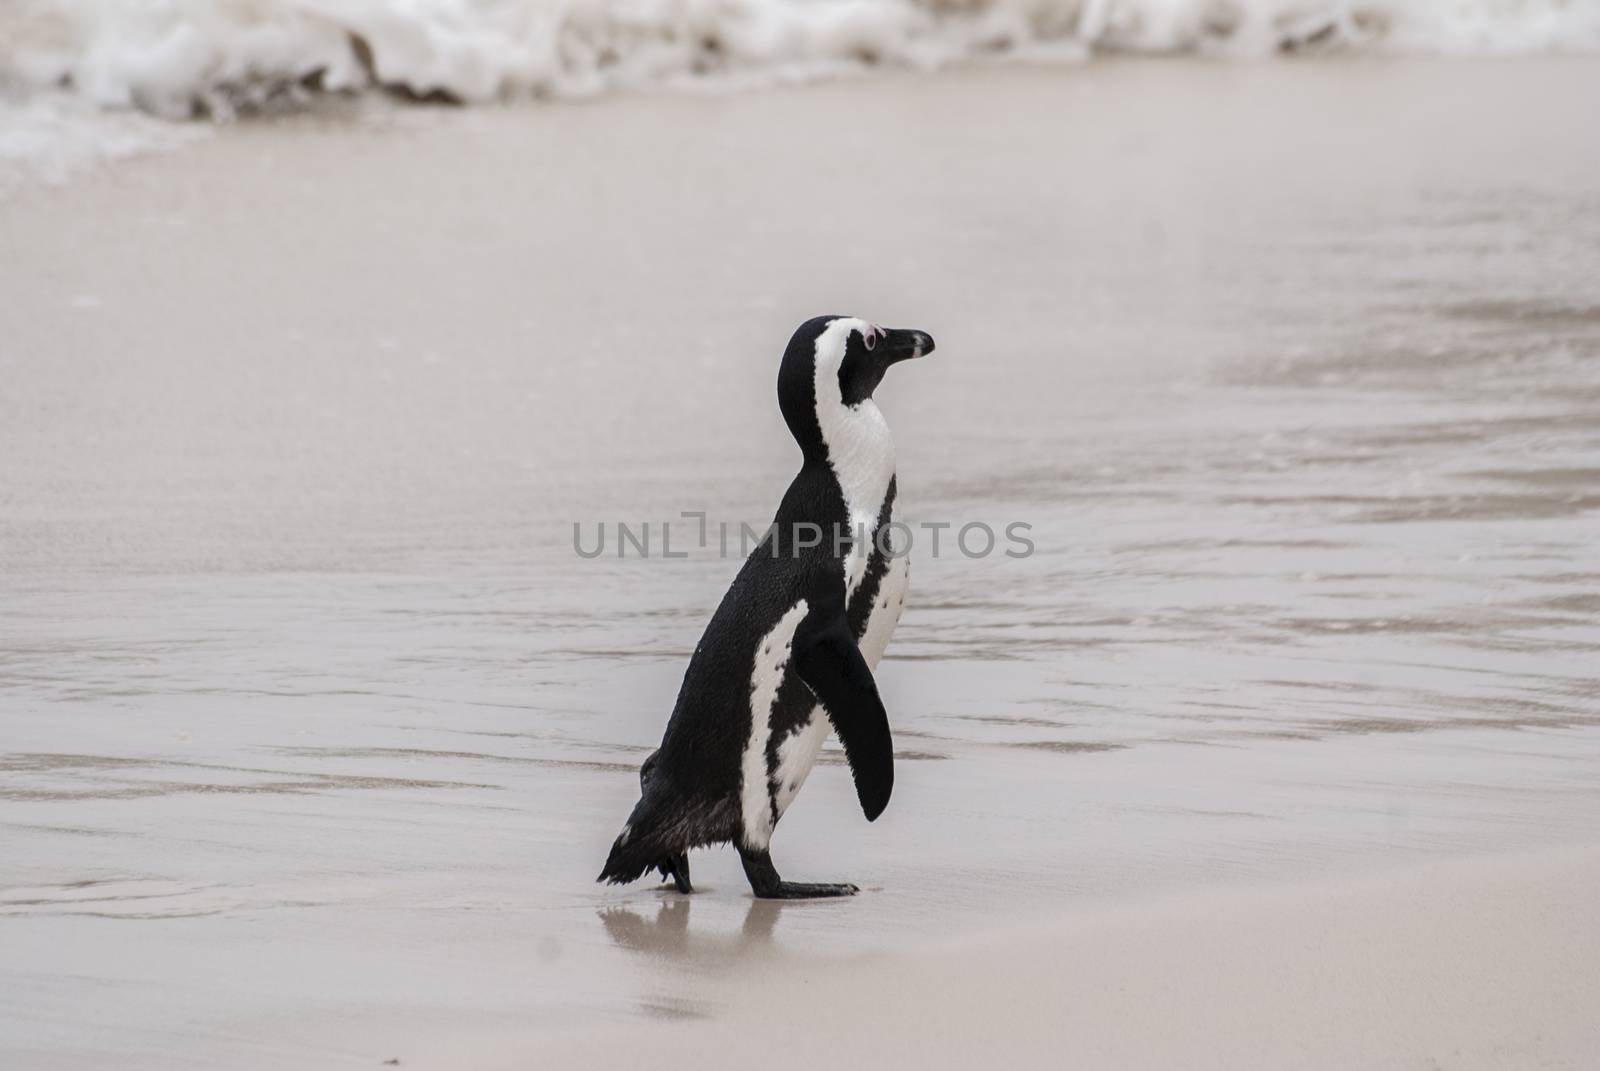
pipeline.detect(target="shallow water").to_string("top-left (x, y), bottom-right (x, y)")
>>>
top-left (2, 58), bottom-right (1599, 1068)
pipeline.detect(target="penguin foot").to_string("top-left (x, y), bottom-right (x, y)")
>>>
top-left (758, 881), bottom-right (859, 900)
top-left (657, 852), bottom-right (692, 894)
top-left (738, 846), bottom-right (858, 899)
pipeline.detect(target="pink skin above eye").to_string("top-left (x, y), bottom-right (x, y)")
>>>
top-left (862, 324), bottom-right (884, 350)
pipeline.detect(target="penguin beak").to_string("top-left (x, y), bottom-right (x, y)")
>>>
top-left (883, 328), bottom-right (935, 363)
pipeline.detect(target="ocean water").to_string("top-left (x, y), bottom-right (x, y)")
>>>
top-left (2, 53), bottom-right (1599, 1068)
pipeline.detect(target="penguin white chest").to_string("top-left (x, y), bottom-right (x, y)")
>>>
top-left (814, 371), bottom-right (896, 592)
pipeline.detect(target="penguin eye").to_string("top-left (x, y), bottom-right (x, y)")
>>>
top-left (861, 329), bottom-right (876, 351)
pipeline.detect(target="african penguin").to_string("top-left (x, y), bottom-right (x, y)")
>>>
top-left (598, 315), bottom-right (934, 899)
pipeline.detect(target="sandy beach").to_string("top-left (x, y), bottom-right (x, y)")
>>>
top-left (3, 55), bottom-right (1599, 1069)
top-left (530, 845), bottom-right (1600, 1070)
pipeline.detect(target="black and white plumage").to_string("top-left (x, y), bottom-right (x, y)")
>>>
top-left (597, 315), bottom-right (934, 899)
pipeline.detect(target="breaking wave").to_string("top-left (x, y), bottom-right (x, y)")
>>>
top-left (1, 1), bottom-right (1597, 120)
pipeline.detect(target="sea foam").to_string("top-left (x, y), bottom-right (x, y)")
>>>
top-left (2, 0), bottom-right (1598, 120)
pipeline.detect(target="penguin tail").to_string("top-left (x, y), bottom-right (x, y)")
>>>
top-left (598, 782), bottom-right (683, 889)
top-left (596, 825), bottom-right (654, 886)
top-left (597, 823), bottom-right (689, 891)
top-left (599, 755), bottom-right (721, 892)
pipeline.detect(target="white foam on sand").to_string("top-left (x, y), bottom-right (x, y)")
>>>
top-left (3, 0), bottom-right (1599, 122)
top-left (0, 92), bottom-right (208, 198)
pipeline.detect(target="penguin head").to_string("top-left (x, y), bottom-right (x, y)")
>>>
top-left (777, 315), bottom-right (935, 456)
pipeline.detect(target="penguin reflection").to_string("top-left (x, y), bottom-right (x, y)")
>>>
top-left (598, 896), bottom-right (781, 964)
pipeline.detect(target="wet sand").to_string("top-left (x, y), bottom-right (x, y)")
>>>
top-left (527, 844), bottom-right (1600, 1070)
top-left (3, 58), bottom-right (1600, 1067)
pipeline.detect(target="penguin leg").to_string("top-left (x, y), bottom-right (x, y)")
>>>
top-left (738, 846), bottom-right (857, 899)
top-left (670, 852), bottom-right (692, 894)
top-left (658, 852), bottom-right (693, 894)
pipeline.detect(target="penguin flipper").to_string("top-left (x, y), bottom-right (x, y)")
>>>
top-left (793, 610), bottom-right (894, 821)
